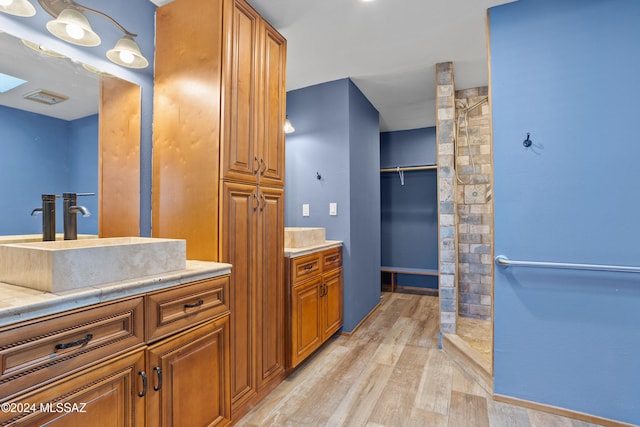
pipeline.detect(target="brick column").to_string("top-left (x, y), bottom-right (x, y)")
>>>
top-left (436, 62), bottom-right (457, 334)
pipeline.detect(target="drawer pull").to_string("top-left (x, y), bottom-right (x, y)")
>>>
top-left (303, 264), bottom-right (314, 271)
top-left (153, 366), bottom-right (163, 391)
top-left (327, 256), bottom-right (339, 262)
top-left (138, 371), bottom-right (148, 397)
top-left (54, 333), bottom-right (93, 350)
top-left (184, 299), bottom-right (204, 309)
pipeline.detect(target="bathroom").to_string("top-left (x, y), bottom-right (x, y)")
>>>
top-left (0, 0), bottom-right (639, 426)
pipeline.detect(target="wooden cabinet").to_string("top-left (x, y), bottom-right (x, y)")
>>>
top-left (152, 0), bottom-right (225, 261)
top-left (0, 348), bottom-right (146, 426)
top-left (221, 1), bottom-right (286, 188)
top-left (153, 0), bottom-right (286, 420)
top-left (221, 0), bottom-right (286, 418)
top-left (0, 275), bottom-right (232, 427)
top-left (0, 297), bottom-right (145, 401)
top-left (145, 276), bottom-right (232, 426)
top-left (220, 182), bottom-right (285, 416)
top-left (146, 317), bottom-right (230, 427)
top-left (287, 247), bottom-right (344, 368)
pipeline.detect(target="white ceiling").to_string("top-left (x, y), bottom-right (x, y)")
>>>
top-left (246, 0), bottom-right (514, 131)
top-left (1, 0), bottom-right (514, 129)
top-left (0, 31), bottom-right (99, 121)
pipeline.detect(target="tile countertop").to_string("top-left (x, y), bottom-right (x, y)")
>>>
top-left (0, 260), bottom-right (231, 328)
top-left (284, 240), bottom-right (343, 258)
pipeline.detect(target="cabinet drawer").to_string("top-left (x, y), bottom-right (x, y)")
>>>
top-left (322, 247), bottom-right (342, 272)
top-left (0, 297), bottom-right (144, 401)
top-left (146, 275), bottom-right (230, 342)
top-left (291, 253), bottom-right (321, 283)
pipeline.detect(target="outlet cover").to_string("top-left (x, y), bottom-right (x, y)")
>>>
top-left (302, 204), bottom-right (310, 217)
top-left (329, 202), bottom-right (337, 216)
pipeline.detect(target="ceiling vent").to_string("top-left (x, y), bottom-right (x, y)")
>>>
top-left (23, 89), bottom-right (69, 105)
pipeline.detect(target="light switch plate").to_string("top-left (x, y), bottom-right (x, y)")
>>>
top-left (329, 202), bottom-right (337, 216)
top-left (302, 204), bottom-right (310, 217)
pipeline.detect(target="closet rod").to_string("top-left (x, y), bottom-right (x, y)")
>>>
top-left (380, 165), bottom-right (438, 173)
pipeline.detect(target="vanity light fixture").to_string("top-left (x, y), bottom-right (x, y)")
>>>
top-left (0, 0), bottom-right (36, 17)
top-left (0, 0), bottom-right (149, 69)
top-left (45, 7), bottom-right (100, 46)
top-left (106, 34), bottom-right (148, 68)
top-left (284, 116), bottom-right (295, 134)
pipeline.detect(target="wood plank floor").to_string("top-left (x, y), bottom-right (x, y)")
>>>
top-left (236, 292), bottom-right (604, 427)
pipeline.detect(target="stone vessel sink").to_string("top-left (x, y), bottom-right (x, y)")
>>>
top-left (284, 227), bottom-right (326, 248)
top-left (0, 237), bottom-right (186, 292)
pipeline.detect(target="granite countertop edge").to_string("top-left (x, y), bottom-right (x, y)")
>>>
top-left (0, 260), bottom-right (232, 328)
top-left (284, 240), bottom-right (343, 258)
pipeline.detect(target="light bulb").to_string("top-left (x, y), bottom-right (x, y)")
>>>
top-left (119, 50), bottom-right (135, 64)
top-left (0, 0), bottom-right (14, 7)
top-left (65, 23), bottom-right (84, 40)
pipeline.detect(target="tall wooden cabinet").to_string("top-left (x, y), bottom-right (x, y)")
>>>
top-left (153, 0), bottom-right (286, 421)
top-left (221, 0), bottom-right (286, 416)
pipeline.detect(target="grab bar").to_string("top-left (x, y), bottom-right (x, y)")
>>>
top-left (495, 255), bottom-right (640, 274)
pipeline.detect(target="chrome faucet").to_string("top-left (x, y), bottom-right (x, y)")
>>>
top-left (31, 194), bottom-right (58, 241)
top-left (63, 192), bottom-right (93, 240)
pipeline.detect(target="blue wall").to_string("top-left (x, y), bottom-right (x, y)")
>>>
top-left (380, 127), bottom-right (438, 288)
top-left (0, 0), bottom-right (156, 236)
top-left (380, 127), bottom-right (437, 168)
top-left (68, 115), bottom-right (99, 233)
top-left (0, 106), bottom-right (98, 236)
top-left (286, 78), bottom-right (381, 332)
top-left (490, 0), bottom-right (640, 424)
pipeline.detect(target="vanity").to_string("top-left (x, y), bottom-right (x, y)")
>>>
top-left (0, 238), bottom-right (232, 426)
top-left (284, 228), bottom-right (344, 368)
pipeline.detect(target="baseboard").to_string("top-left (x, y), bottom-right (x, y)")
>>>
top-left (493, 394), bottom-right (638, 427)
top-left (381, 284), bottom-right (439, 296)
top-left (340, 295), bottom-right (384, 337)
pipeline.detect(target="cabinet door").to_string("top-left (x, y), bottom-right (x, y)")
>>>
top-left (0, 349), bottom-right (145, 426)
top-left (221, 0), bottom-right (260, 183)
top-left (147, 317), bottom-right (231, 427)
top-left (290, 276), bottom-right (323, 368)
top-left (220, 181), bottom-right (258, 411)
top-left (256, 186), bottom-right (285, 389)
top-left (322, 268), bottom-right (344, 340)
top-left (256, 20), bottom-right (286, 187)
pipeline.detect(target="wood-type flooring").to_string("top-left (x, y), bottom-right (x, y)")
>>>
top-left (236, 292), bottom-right (604, 427)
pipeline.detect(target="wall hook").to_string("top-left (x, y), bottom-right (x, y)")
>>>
top-left (316, 172), bottom-right (322, 180)
top-left (523, 133), bottom-right (532, 148)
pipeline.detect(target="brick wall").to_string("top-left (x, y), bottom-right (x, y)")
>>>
top-left (454, 87), bottom-right (493, 320)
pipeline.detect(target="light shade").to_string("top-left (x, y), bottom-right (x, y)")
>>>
top-left (284, 117), bottom-right (295, 134)
top-left (0, 0), bottom-right (36, 17)
top-left (106, 35), bottom-right (149, 69)
top-left (46, 8), bottom-right (101, 47)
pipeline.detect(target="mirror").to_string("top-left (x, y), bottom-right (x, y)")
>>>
top-left (0, 29), bottom-right (139, 238)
